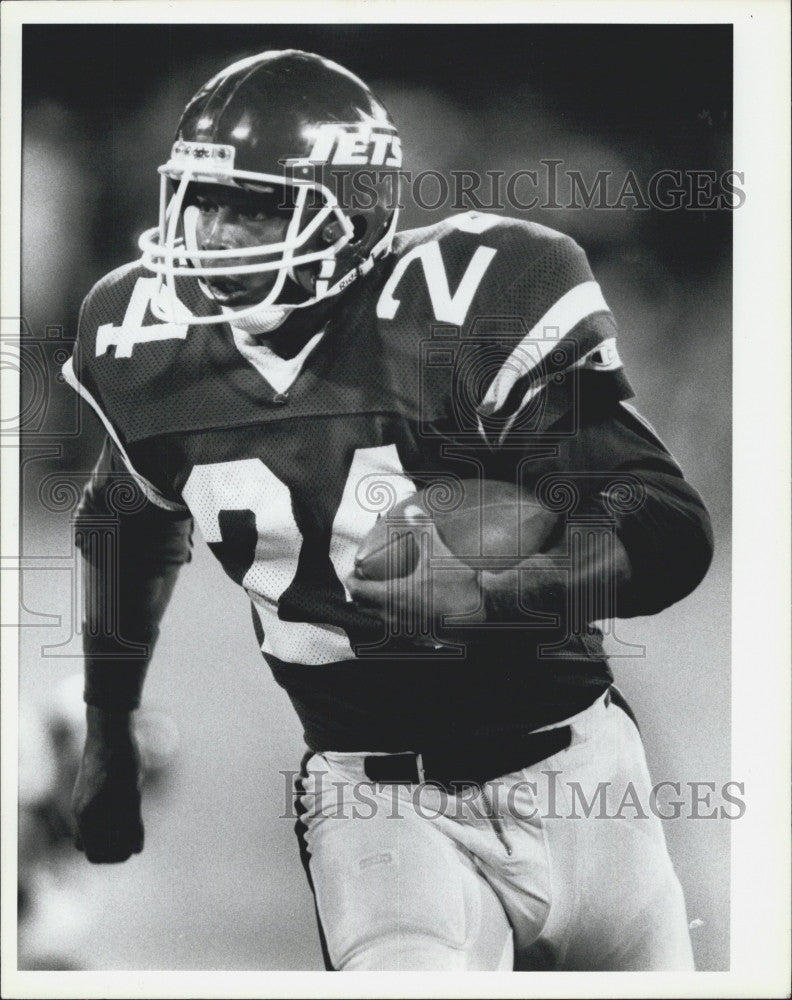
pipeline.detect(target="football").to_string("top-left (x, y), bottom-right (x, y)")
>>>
top-left (353, 478), bottom-right (562, 581)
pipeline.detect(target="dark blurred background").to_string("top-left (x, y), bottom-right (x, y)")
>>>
top-left (19, 23), bottom-right (731, 971)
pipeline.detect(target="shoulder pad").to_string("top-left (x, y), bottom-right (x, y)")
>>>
top-left (383, 213), bottom-right (591, 326)
top-left (76, 261), bottom-right (213, 363)
top-left (393, 211), bottom-right (573, 262)
top-left (68, 263), bottom-right (275, 445)
top-left (385, 214), bottom-right (631, 440)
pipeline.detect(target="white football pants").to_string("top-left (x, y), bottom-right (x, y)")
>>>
top-left (295, 691), bottom-right (694, 971)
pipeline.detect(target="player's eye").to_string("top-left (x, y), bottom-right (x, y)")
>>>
top-left (240, 207), bottom-right (270, 222)
top-left (240, 198), bottom-right (290, 222)
top-left (195, 197), bottom-right (218, 215)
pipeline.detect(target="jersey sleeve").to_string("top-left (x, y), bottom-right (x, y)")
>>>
top-left (63, 281), bottom-right (189, 513)
top-left (468, 228), bottom-right (634, 444)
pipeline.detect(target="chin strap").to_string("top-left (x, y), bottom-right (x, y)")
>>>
top-left (219, 300), bottom-right (295, 335)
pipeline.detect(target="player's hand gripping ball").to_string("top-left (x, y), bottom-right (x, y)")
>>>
top-left (349, 478), bottom-right (563, 636)
top-left (354, 478), bottom-right (561, 581)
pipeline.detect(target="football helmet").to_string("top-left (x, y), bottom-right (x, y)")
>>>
top-left (139, 50), bottom-right (402, 328)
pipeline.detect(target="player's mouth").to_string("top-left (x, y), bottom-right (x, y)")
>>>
top-left (203, 276), bottom-right (255, 304)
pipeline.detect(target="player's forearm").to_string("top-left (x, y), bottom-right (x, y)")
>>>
top-left (75, 445), bottom-right (193, 711)
top-left (509, 406), bottom-right (716, 620)
top-left (481, 468), bottom-right (713, 623)
top-left (79, 547), bottom-right (185, 710)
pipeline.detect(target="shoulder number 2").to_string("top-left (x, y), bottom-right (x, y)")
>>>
top-left (376, 218), bottom-right (498, 325)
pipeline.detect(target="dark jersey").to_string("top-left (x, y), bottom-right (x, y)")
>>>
top-left (66, 212), bottom-right (711, 750)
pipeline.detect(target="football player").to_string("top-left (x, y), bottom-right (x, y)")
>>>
top-left (66, 50), bottom-right (713, 971)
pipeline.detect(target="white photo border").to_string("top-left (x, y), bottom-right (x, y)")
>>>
top-left (1, 2), bottom-right (789, 997)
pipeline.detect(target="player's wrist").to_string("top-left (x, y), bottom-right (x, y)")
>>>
top-left (85, 703), bottom-right (136, 740)
top-left (83, 645), bottom-right (150, 713)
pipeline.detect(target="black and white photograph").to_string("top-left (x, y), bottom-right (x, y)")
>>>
top-left (1, 2), bottom-right (789, 996)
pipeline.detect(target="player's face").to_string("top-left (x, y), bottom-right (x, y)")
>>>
top-left (189, 183), bottom-right (297, 307)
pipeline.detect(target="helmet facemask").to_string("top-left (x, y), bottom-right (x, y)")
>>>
top-left (138, 153), bottom-right (373, 327)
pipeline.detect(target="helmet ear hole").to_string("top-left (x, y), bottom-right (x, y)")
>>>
top-left (320, 220), bottom-right (346, 245)
top-left (320, 215), bottom-right (367, 246)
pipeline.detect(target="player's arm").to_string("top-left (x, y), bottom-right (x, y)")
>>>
top-left (469, 229), bottom-right (712, 622)
top-left (71, 436), bottom-right (193, 863)
top-left (348, 406), bottom-right (712, 631)
top-left (481, 401), bottom-right (714, 623)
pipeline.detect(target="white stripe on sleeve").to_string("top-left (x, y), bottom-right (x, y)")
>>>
top-left (479, 280), bottom-right (610, 415)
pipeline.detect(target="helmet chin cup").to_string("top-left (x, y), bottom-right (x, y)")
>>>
top-left (138, 50), bottom-right (402, 329)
